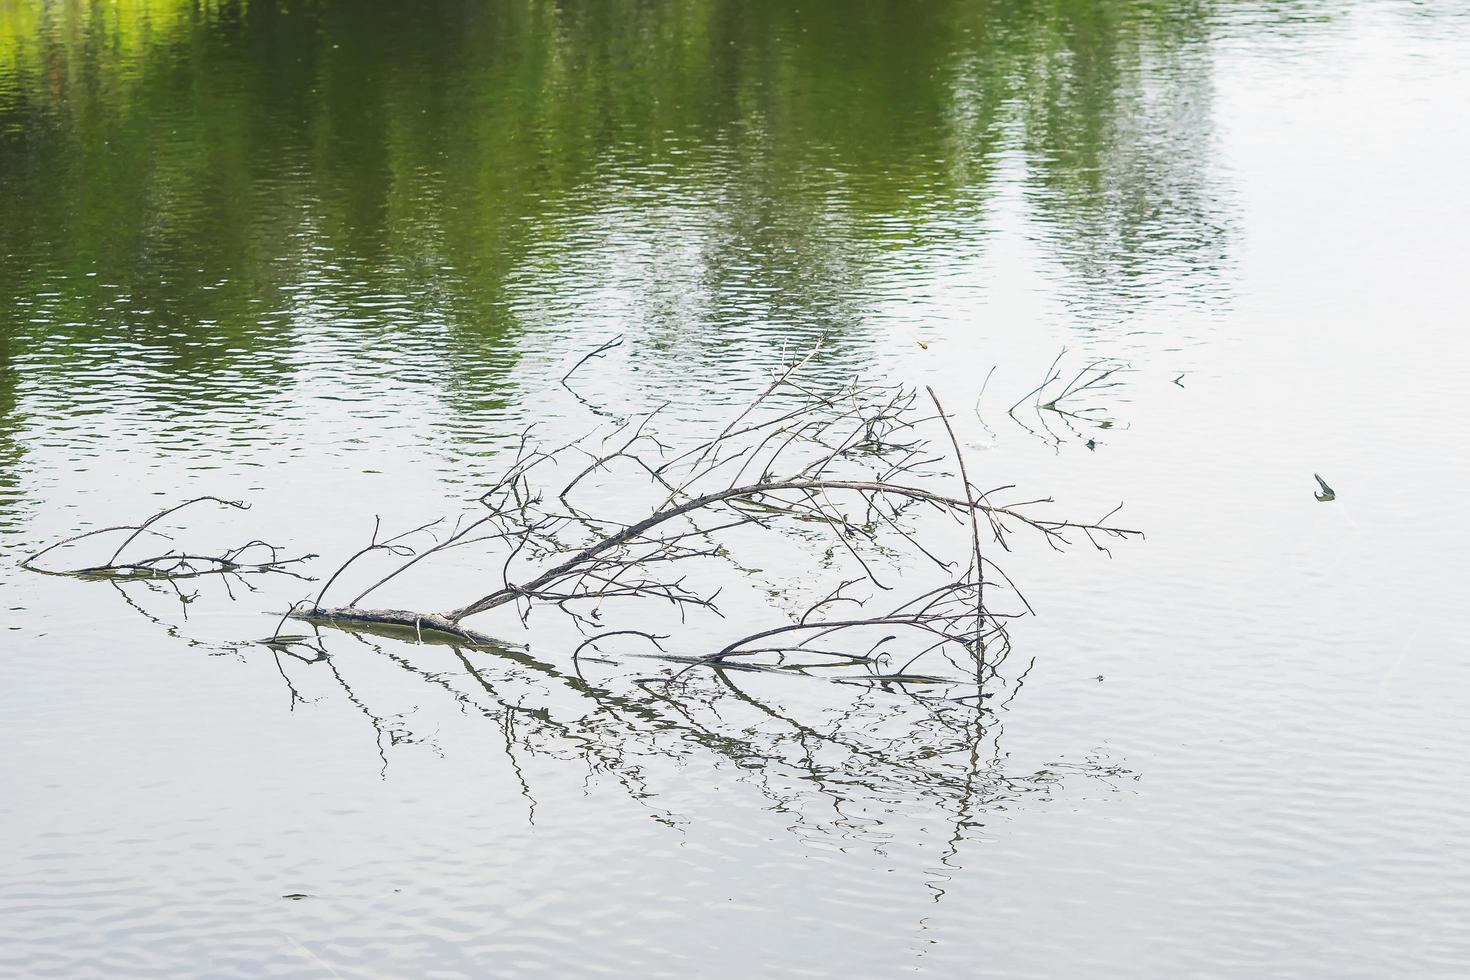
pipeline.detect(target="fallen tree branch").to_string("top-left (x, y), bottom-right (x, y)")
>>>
top-left (24, 348), bottom-right (1141, 700)
top-left (293, 350), bottom-right (1140, 694)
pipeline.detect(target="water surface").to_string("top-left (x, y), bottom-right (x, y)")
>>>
top-left (3, 1), bottom-right (1470, 976)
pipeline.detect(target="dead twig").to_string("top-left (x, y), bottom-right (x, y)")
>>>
top-left (20, 497), bottom-right (315, 581)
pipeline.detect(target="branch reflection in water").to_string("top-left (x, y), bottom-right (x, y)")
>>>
top-left (260, 616), bottom-right (1128, 850)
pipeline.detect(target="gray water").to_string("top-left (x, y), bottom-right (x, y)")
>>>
top-left (3, 0), bottom-right (1470, 976)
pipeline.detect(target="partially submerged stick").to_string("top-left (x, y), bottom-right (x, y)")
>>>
top-left (21, 496), bottom-right (314, 581)
top-left (292, 605), bottom-right (502, 646)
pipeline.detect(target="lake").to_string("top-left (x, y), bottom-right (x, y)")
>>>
top-left (3, 0), bottom-right (1470, 976)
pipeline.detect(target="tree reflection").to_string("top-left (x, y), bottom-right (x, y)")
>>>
top-left (1, 0), bottom-right (1233, 377)
top-left (0, 336), bottom-right (21, 525)
top-left (262, 619), bottom-right (1129, 845)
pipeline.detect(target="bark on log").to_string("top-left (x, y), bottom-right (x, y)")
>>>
top-left (296, 605), bottom-right (504, 647)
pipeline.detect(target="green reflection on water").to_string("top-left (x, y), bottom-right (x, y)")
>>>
top-left (1, 1), bottom-right (1227, 298)
top-left (0, 332), bottom-right (17, 519)
top-left (0, 0), bottom-right (1230, 464)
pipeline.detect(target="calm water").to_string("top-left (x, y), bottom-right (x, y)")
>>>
top-left (3, 0), bottom-right (1470, 976)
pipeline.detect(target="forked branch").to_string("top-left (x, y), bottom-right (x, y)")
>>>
top-left (296, 354), bottom-right (1140, 692)
top-left (21, 496), bottom-right (315, 581)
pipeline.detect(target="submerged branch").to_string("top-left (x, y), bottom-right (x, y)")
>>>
top-left (21, 497), bottom-right (315, 581)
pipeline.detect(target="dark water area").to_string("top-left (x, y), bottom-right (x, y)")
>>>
top-left (3, 1), bottom-right (1470, 976)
